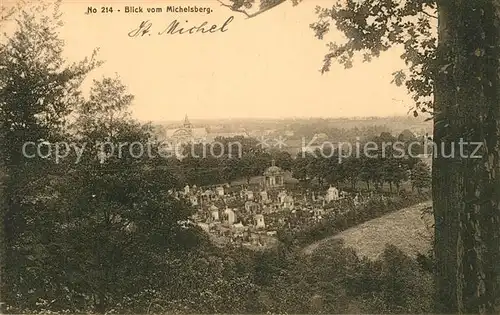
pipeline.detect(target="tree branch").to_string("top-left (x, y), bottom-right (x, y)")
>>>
top-left (217, 0), bottom-right (288, 19)
top-left (421, 11), bottom-right (438, 19)
top-left (216, 0), bottom-right (251, 18)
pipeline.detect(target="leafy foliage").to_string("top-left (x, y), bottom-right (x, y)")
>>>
top-left (410, 160), bottom-right (431, 192)
top-left (0, 4), bottom-right (101, 311)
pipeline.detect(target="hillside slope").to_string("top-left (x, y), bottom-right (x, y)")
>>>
top-left (303, 201), bottom-right (433, 259)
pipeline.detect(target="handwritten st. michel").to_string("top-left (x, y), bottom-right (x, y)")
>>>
top-left (127, 11), bottom-right (234, 37)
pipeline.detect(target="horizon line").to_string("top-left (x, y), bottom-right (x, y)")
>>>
top-left (137, 113), bottom-right (432, 124)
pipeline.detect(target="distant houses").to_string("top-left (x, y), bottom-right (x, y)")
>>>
top-left (161, 114), bottom-right (249, 145)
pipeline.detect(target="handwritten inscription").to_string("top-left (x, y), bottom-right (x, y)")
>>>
top-left (128, 16), bottom-right (234, 37)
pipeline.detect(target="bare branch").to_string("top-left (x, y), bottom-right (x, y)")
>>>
top-left (248, 0), bottom-right (287, 18)
top-left (421, 11), bottom-right (437, 19)
top-left (216, 0), bottom-right (251, 18)
top-left (0, 4), bottom-right (16, 23)
top-left (217, 0), bottom-right (287, 19)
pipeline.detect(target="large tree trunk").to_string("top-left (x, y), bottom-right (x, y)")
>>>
top-left (434, 0), bottom-right (500, 313)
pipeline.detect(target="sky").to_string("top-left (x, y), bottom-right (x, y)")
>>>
top-left (6, 0), bottom-right (415, 122)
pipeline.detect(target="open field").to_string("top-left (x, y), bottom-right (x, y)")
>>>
top-left (303, 201), bottom-right (433, 259)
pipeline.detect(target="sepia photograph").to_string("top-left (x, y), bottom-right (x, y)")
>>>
top-left (0, 0), bottom-right (499, 314)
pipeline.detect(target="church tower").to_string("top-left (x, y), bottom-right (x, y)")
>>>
top-left (183, 114), bottom-right (192, 129)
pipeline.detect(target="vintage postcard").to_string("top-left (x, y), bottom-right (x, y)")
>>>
top-left (1, 0), bottom-right (499, 314)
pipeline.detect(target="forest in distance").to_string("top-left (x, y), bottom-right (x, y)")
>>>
top-left (1, 0), bottom-right (500, 314)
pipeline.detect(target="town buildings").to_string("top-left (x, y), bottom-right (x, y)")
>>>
top-left (161, 114), bottom-right (249, 144)
top-left (164, 115), bottom-right (208, 143)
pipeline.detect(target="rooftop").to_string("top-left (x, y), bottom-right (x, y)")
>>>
top-left (264, 159), bottom-right (284, 176)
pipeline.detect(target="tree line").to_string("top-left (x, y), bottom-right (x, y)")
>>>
top-left (170, 132), bottom-right (431, 194)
